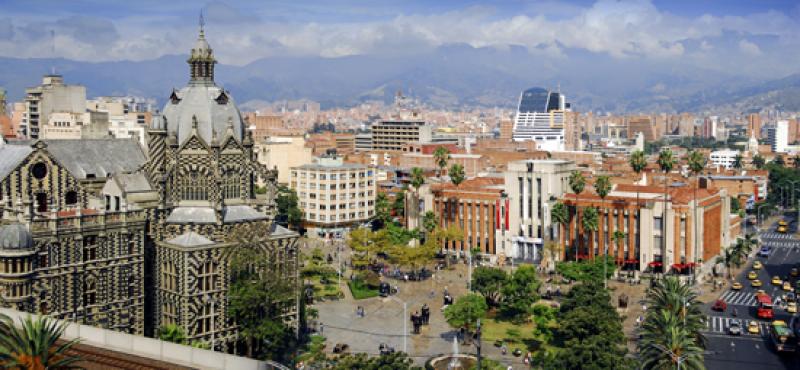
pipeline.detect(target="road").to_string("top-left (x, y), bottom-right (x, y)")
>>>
top-left (704, 213), bottom-right (800, 369)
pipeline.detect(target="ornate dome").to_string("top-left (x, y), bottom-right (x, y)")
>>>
top-left (159, 23), bottom-right (245, 145)
top-left (0, 224), bottom-right (34, 251)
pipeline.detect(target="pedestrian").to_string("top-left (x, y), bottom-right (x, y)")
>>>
top-left (422, 304), bottom-right (430, 325)
top-left (501, 344), bottom-right (507, 355)
top-left (319, 323), bottom-right (324, 334)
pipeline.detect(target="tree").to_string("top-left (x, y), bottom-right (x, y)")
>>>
top-left (392, 190), bottom-right (406, 218)
top-left (732, 153), bottom-right (744, 170)
top-left (227, 226), bottom-right (298, 360)
top-left (752, 154), bottom-right (766, 169)
top-left (444, 293), bottom-right (487, 341)
top-left (687, 150), bottom-right (706, 281)
top-left (276, 185), bottom-right (302, 230)
top-left (348, 228), bottom-right (389, 268)
top-left (794, 154), bottom-right (800, 169)
top-left (581, 207), bottom-right (599, 260)
top-left (0, 313), bottom-right (81, 369)
top-left (628, 149), bottom-right (647, 258)
top-left (331, 352), bottom-right (421, 370)
top-left (433, 146), bottom-right (451, 178)
top-left (773, 154), bottom-right (785, 166)
top-left (568, 170), bottom-right (586, 260)
top-left (551, 201), bottom-right (569, 261)
top-left (375, 193), bottom-right (392, 225)
top-left (389, 235), bottom-right (437, 274)
top-left (158, 324), bottom-right (186, 344)
top-left (612, 231), bottom-right (626, 265)
top-left (471, 267), bottom-right (508, 307)
top-left (657, 148), bottom-right (676, 261)
top-left (422, 211), bottom-right (438, 233)
top-left (410, 167), bottom-right (425, 194)
top-left (500, 265), bottom-right (541, 321)
top-left (449, 163), bottom-right (465, 187)
top-left (593, 175), bottom-right (612, 283)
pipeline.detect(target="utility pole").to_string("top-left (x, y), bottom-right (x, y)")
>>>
top-left (476, 318), bottom-right (482, 370)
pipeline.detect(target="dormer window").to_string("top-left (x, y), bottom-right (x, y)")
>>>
top-left (215, 91), bottom-right (228, 105)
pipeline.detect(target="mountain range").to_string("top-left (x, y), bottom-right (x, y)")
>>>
top-left (1, 44), bottom-right (798, 113)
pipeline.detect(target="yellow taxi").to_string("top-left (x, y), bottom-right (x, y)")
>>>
top-left (772, 276), bottom-right (783, 285)
top-left (748, 321), bottom-right (760, 334)
top-left (788, 302), bottom-right (798, 314)
top-left (748, 271), bottom-right (758, 280)
top-left (784, 281), bottom-right (794, 292)
top-left (778, 225), bottom-right (788, 233)
top-left (732, 282), bottom-right (743, 290)
top-left (779, 220), bottom-right (789, 227)
top-left (752, 279), bottom-right (763, 287)
top-left (792, 268), bottom-right (799, 277)
top-left (753, 261), bottom-right (763, 270)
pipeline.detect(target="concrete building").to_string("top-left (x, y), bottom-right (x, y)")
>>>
top-left (747, 113), bottom-right (762, 139)
top-left (244, 112), bottom-right (284, 143)
top-left (23, 74), bottom-right (87, 139)
top-left (290, 155), bottom-right (376, 238)
top-left (255, 135), bottom-right (314, 184)
top-left (501, 159), bottom-right (575, 262)
top-left (371, 120), bottom-right (432, 151)
top-left (709, 149), bottom-right (741, 170)
top-left (701, 172), bottom-right (768, 208)
top-left (512, 88), bottom-right (567, 151)
top-left (355, 132), bottom-right (372, 151)
top-left (399, 152), bottom-right (483, 178)
top-left (628, 116), bottom-right (656, 142)
top-left (769, 120), bottom-right (789, 153)
top-left (561, 183), bottom-right (737, 274)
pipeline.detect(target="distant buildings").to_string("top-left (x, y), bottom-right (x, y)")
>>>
top-left (768, 120), bottom-right (789, 153)
top-left (628, 116), bottom-right (656, 142)
top-left (23, 75), bottom-right (87, 139)
top-left (709, 149), bottom-right (741, 170)
top-left (371, 120), bottom-right (432, 151)
top-left (255, 134), bottom-right (314, 184)
top-left (512, 87), bottom-right (568, 151)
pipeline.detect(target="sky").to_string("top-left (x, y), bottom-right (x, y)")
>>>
top-left (1, 0), bottom-right (799, 78)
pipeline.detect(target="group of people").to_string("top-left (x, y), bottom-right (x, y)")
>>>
top-left (410, 304), bottom-right (431, 334)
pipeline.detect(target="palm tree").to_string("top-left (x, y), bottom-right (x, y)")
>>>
top-left (581, 207), bottom-right (599, 261)
top-left (410, 167), bottom-right (426, 229)
top-left (449, 163), bottom-right (465, 187)
top-left (550, 202), bottom-right (569, 261)
top-left (687, 150), bottom-right (706, 281)
top-left (715, 247), bottom-right (739, 280)
top-left (433, 146), bottom-right (451, 178)
top-left (158, 323), bottom-right (186, 344)
top-left (0, 313), bottom-right (81, 369)
top-left (612, 230), bottom-right (626, 263)
top-left (422, 211), bottom-right (438, 234)
top-left (732, 153), bottom-right (744, 170)
top-left (752, 154), bottom-right (765, 169)
top-left (629, 149), bottom-right (647, 262)
top-left (657, 148), bottom-right (676, 266)
top-left (568, 170), bottom-right (586, 260)
top-left (640, 313), bottom-right (705, 370)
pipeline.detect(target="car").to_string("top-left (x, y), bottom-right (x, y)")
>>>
top-left (748, 271), bottom-right (758, 280)
top-left (748, 321), bottom-right (760, 334)
top-left (792, 268), bottom-right (799, 277)
top-left (753, 261), bottom-right (763, 270)
top-left (712, 299), bottom-right (728, 312)
top-left (778, 225), bottom-right (788, 233)
top-left (732, 282), bottom-right (743, 290)
top-left (788, 302), bottom-right (798, 313)
top-left (773, 276), bottom-right (783, 285)
top-left (729, 320), bottom-right (742, 336)
top-left (759, 247), bottom-right (772, 257)
top-left (779, 220), bottom-right (789, 227)
top-left (784, 281), bottom-right (794, 292)
top-left (752, 279), bottom-right (763, 287)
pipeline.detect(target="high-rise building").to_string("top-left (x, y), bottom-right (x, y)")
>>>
top-left (512, 87), bottom-right (568, 151)
top-left (23, 74), bottom-right (87, 139)
top-left (747, 113), bottom-right (762, 139)
top-left (371, 120), bottom-right (432, 151)
top-left (628, 116), bottom-right (656, 141)
top-left (768, 121), bottom-right (789, 153)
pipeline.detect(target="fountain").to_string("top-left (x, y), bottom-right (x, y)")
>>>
top-left (426, 337), bottom-right (478, 370)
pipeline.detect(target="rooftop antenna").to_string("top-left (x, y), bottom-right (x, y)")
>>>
top-left (50, 29), bottom-right (56, 75)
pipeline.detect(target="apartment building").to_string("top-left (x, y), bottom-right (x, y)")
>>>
top-left (24, 74), bottom-right (87, 139)
top-left (290, 155), bottom-right (377, 238)
top-left (371, 120), bottom-right (432, 151)
top-left (255, 135), bottom-right (314, 184)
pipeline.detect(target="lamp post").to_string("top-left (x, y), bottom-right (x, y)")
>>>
top-left (387, 295), bottom-right (407, 354)
top-left (650, 343), bottom-right (689, 370)
top-left (757, 203), bottom-right (771, 231)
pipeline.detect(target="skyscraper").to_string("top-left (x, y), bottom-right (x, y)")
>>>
top-left (512, 87), bottom-right (568, 151)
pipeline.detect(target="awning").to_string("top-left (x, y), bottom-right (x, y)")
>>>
top-left (672, 263), bottom-right (685, 270)
top-left (648, 261), bottom-right (663, 267)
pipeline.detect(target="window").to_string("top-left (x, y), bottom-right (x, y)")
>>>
top-left (182, 170), bottom-right (208, 201)
top-left (196, 302), bottom-right (213, 335)
top-left (223, 170), bottom-right (240, 199)
top-left (35, 193), bottom-right (47, 213)
top-left (162, 301), bottom-right (177, 326)
top-left (654, 217), bottom-right (663, 231)
top-left (199, 261), bottom-right (217, 291)
top-left (83, 236), bottom-right (97, 262)
top-left (65, 191), bottom-right (78, 205)
top-left (83, 278), bottom-right (97, 306)
top-left (31, 162), bottom-right (47, 179)
top-left (161, 262), bottom-right (177, 292)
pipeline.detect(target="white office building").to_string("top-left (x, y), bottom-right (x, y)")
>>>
top-left (709, 150), bottom-right (740, 169)
top-left (512, 88), bottom-right (569, 151)
top-left (769, 120), bottom-right (789, 153)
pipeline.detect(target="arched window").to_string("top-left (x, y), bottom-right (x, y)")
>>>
top-left (182, 170), bottom-right (208, 201)
top-left (161, 262), bottom-right (177, 292)
top-left (223, 169), bottom-right (240, 199)
top-left (65, 191), bottom-right (78, 206)
top-left (83, 278), bottom-right (97, 306)
top-left (198, 261), bottom-right (216, 292)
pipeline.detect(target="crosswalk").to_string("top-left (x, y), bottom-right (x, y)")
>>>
top-left (705, 316), bottom-right (769, 336)
top-left (767, 241), bottom-right (800, 248)
top-left (719, 290), bottom-right (758, 306)
top-left (761, 232), bottom-right (799, 240)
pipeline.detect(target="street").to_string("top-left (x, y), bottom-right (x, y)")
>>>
top-left (704, 213), bottom-right (800, 369)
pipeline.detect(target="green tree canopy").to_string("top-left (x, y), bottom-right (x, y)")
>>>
top-left (158, 323), bottom-right (186, 344)
top-left (0, 313), bottom-right (81, 369)
top-left (276, 185), bottom-right (302, 229)
top-left (444, 293), bottom-right (487, 333)
top-left (500, 265), bottom-right (541, 321)
top-left (422, 211), bottom-right (438, 233)
top-left (375, 193), bottom-right (392, 225)
top-left (752, 154), bottom-right (766, 169)
top-left (433, 146), bottom-right (451, 177)
top-left (330, 352), bottom-right (421, 370)
top-left (410, 167), bottom-right (425, 193)
top-left (471, 267), bottom-right (508, 306)
top-left (449, 163), bottom-right (466, 187)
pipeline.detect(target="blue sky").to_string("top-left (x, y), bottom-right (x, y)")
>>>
top-left (1, 0), bottom-right (799, 77)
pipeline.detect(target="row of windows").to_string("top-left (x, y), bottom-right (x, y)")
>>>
top-left (295, 181), bottom-right (373, 189)
top-left (300, 191), bottom-right (373, 199)
top-left (301, 201), bottom-right (370, 210)
top-left (306, 211), bottom-right (372, 221)
top-left (291, 171), bottom-right (371, 180)
top-left (160, 261), bottom-right (218, 293)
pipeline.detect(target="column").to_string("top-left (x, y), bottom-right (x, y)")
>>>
top-left (673, 213), bottom-right (681, 267)
top-left (617, 209), bottom-right (625, 262)
top-left (686, 212), bottom-right (693, 265)
top-left (628, 210), bottom-right (635, 261)
top-left (489, 202), bottom-right (496, 256)
top-left (598, 206), bottom-right (605, 259)
top-left (568, 206), bottom-right (576, 260)
top-left (471, 201), bottom-right (478, 252)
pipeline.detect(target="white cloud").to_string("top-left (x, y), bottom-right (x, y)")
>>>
top-left (738, 39), bottom-right (762, 56)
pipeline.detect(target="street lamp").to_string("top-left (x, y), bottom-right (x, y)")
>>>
top-left (757, 203), bottom-right (771, 230)
top-left (386, 295), bottom-right (408, 354)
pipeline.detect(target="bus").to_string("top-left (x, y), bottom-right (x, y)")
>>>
top-left (757, 293), bottom-right (774, 319)
top-left (771, 320), bottom-right (797, 352)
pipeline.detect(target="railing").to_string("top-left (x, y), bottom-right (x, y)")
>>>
top-left (30, 210), bottom-right (147, 234)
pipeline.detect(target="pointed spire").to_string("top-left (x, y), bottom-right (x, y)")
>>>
top-left (199, 9), bottom-right (205, 38)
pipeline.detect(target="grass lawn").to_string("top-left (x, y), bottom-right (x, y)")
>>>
top-left (309, 276), bottom-right (343, 300)
top-left (480, 318), bottom-right (538, 353)
top-left (347, 279), bottom-right (379, 300)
